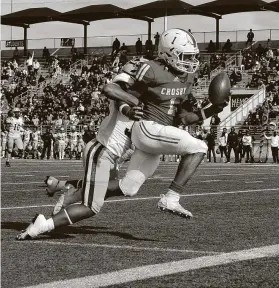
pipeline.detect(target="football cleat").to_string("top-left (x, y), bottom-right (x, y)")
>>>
top-left (45, 176), bottom-right (62, 197)
top-left (157, 194), bottom-right (193, 219)
top-left (16, 214), bottom-right (47, 240)
top-left (5, 161), bottom-right (11, 167)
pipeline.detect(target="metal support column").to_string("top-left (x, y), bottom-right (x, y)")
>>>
top-left (148, 21), bottom-right (152, 41)
top-left (84, 24), bottom-right (88, 55)
top-left (24, 26), bottom-right (28, 57)
top-left (216, 18), bottom-right (220, 50)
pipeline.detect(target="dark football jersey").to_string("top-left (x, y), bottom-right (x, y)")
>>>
top-left (133, 59), bottom-right (195, 126)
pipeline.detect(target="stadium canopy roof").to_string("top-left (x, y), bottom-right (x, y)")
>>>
top-left (125, 0), bottom-right (221, 19)
top-left (1, 7), bottom-right (89, 27)
top-left (267, 0), bottom-right (279, 12)
top-left (63, 4), bottom-right (153, 23)
top-left (195, 0), bottom-right (269, 15)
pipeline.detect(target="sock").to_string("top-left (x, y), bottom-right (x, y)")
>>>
top-left (57, 180), bottom-right (67, 190)
top-left (166, 189), bottom-right (180, 202)
top-left (46, 218), bottom-right (55, 232)
top-left (169, 181), bottom-right (183, 194)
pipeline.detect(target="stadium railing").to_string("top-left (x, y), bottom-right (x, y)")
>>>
top-left (2, 28), bottom-right (279, 51)
top-left (218, 88), bottom-right (266, 135)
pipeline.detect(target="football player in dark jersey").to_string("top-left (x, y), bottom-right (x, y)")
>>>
top-left (102, 29), bottom-right (227, 218)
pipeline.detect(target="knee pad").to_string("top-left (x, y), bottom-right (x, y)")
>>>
top-left (119, 170), bottom-right (146, 197)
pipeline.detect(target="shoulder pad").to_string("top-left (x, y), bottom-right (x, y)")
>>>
top-left (122, 57), bottom-right (148, 77)
top-left (112, 73), bottom-right (135, 86)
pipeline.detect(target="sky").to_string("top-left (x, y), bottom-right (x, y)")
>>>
top-left (1, 0), bottom-right (279, 48)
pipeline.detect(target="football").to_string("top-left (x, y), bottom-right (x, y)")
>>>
top-left (208, 72), bottom-right (231, 105)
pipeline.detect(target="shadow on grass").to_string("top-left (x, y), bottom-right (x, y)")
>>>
top-left (2, 221), bottom-right (160, 242)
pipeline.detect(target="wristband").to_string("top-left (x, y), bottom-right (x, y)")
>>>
top-left (200, 109), bottom-right (206, 120)
top-left (119, 104), bottom-right (130, 116)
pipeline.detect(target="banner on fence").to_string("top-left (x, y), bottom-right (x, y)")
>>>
top-left (5, 40), bottom-right (24, 47)
top-left (230, 93), bottom-right (254, 111)
top-left (60, 38), bottom-right (75, 47)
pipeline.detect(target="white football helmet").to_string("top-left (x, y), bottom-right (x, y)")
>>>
top-left (158, 28), bottom-right (199, 74)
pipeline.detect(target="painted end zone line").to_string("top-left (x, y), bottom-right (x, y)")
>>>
top-left (1, 188), bottom-right (279, 210)
top-left (24, 244), bottom-right (279, 288)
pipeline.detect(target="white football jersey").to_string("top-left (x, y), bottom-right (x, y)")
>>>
top-left (97, 58), bottom-right (149, 158)
top-left (6, 117), bottom-right (24, 137)
top-left (97, 100), bottom-right (133, 158)
top-left (32, 131), bottom-right (40, 142)
top-left (56, 132), bottom-right (66, 142)
top-left (69, 132), bottom-right (78, 143)
top-left (23, 130), bottom-right (31, 141)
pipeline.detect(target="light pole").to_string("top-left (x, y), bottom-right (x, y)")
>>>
top-left (11, 0), bottom-right (13, 40)
top-left (164, 0), bottom-right (168, 31)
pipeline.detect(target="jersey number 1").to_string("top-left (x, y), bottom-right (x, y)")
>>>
top-left (167, 98), bottom-right (177, 116)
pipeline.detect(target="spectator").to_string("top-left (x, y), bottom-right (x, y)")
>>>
top-left (256, 44), bottom-right (265, 57)
top-left (11, 59), bottom-right (18, 72)
top-left (33, 59), bottom-right (40, 76)
top-left (145, 39), bottom-right (153, 59)
top-left (26, 51), bottom-right (34, 74)
top-left (218, 129), bottom-right (228, 162)
top-left (246, 29), bottom-right (254, 46)
top-left (265, 131), bottom-right (279, 164)
top-left (222, 39), bottom-right (233, 53)
top-left (13, 47), bottom-right (19, 61)
top-left (154, 32), bottom-right (160, 51)
top-left (266, 47), bottom-right (274, 60)
top-left (207, 40), bottom-right (216, 53)
top-left (135, 38), bottom-right (143, 55)
top-left (120, 43), bottom-right (128, 53)
top-left (112, 38), bottom-right (120, 58)
top-left (242, 130), bottom-right (253, 163)
top-left (236, 130), bottom-right (244, 163)
top-left (41, 127), bottom-right (54, 160)
top-left (230, 68), bottom-right (242, 86)
top-left (205, 128), bottom-right (216, 163)
top-left (42, 47), bottom-right (50, 60)
top-left (226, 127), bottom-right (238, 163)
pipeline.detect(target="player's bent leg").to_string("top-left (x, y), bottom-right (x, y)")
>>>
top-left (119, 148), bottom-right (161, 197)
top-left (132, 121), bottom-right (208, 218)
top-left (16, 142), bottom-right (114, 240)
top-left (159, 133), bottom-right (207, 219)
top-left (16, 204), bottom-right (95, 240)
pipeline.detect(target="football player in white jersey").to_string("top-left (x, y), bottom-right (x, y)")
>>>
top-left (68, 126), bottom-right (78, 159)
top-left (56, 127), bottom-right (66, 160)
top-left (5, 108), bottom-right (24, 167)
top-left (23, 128), bottom-right (32, 158)
top-left (16, 58), bottom-right (146, 240)
top-left (76, 133), bottom-right (85, 160)
top-left (1, 129), bottom-right (8, 158)
top-left (31, 127), bottom-right (40, 159)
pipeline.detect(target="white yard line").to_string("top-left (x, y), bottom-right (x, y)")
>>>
top-left (20, 240), bottom-right (219, 255)
top-left (2, 188), bottom-right (279, 210)
top-left (23, 244), bottom-right (279, 288)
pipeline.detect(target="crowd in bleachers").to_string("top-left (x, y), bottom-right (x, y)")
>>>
top-left (1, 34), bottom-right (279, 162)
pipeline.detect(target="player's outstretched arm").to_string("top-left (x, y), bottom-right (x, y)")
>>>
top-left (179, 104), bottom-right (226, 126)
top-left (103, 83), bottom-right (139, 106)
